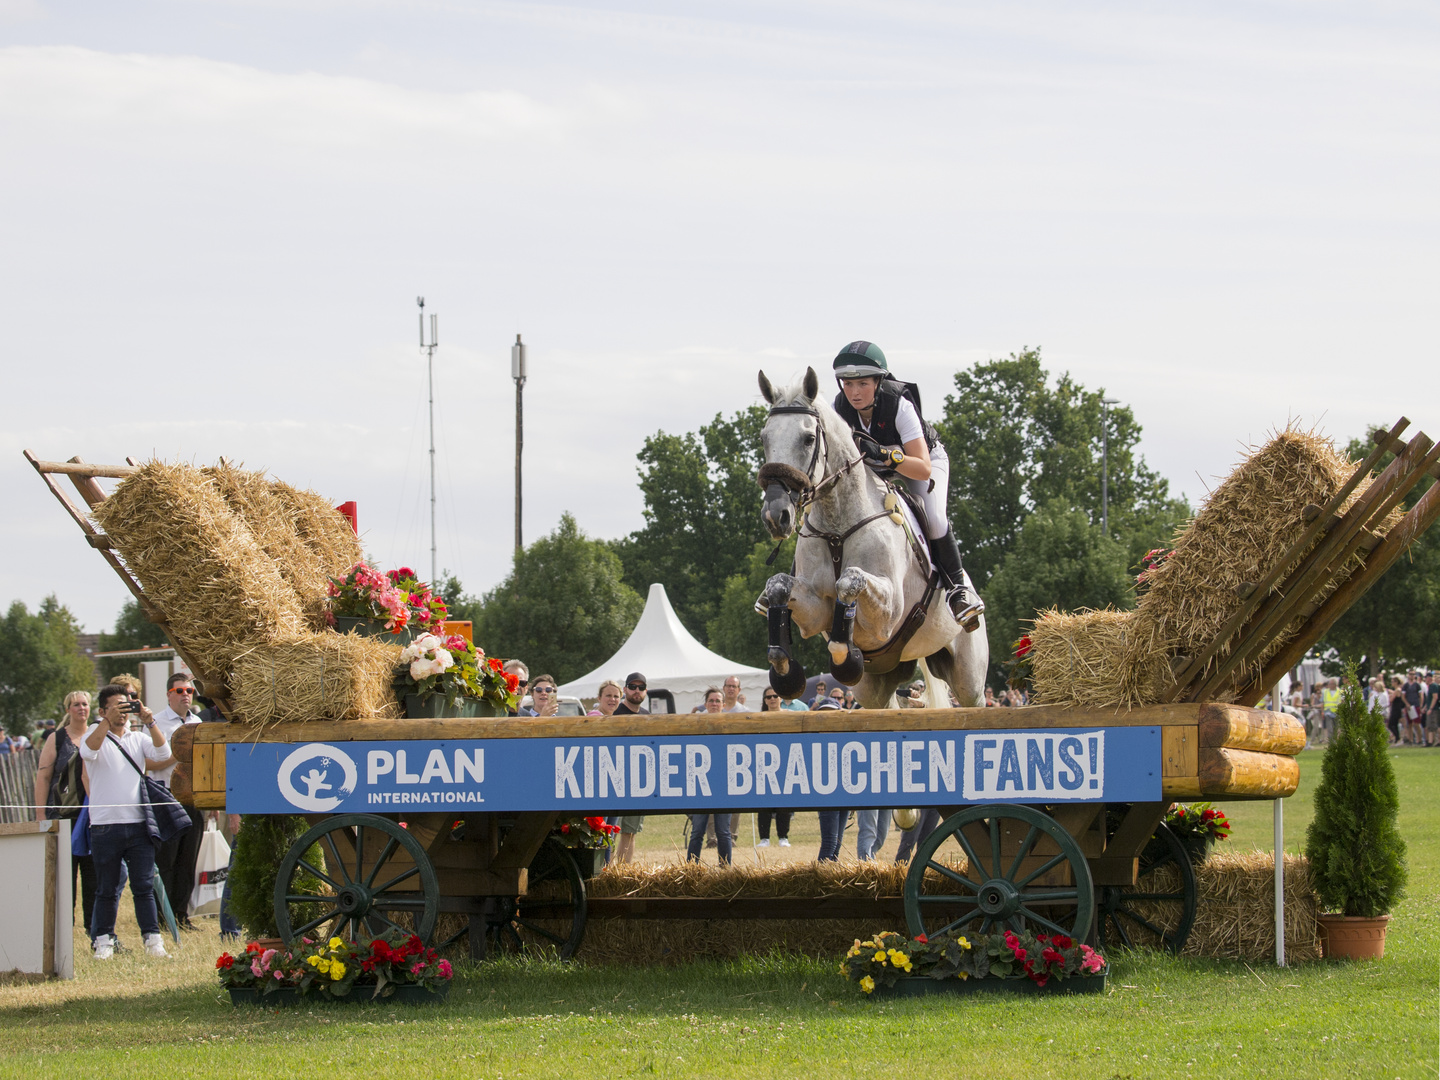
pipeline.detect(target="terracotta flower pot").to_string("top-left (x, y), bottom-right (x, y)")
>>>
top-left (1317, 913), bottom-right (1390, 960)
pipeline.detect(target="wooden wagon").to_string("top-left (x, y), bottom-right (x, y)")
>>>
top-left (164, 700), bottom-right (1303, 958)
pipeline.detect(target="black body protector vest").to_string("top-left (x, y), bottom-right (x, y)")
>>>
top-left (833, 377), bottom-right (938, 451)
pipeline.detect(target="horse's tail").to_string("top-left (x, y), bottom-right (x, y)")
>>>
top-left (916, 657), bottom-right (948, 709)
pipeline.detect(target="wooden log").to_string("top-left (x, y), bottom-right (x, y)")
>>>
top-left (1161, 775), bottom-right (1203, 799)
top-left (1165, 417), bottom-right (1408, 701)
top-left (168, 725), bottom-right (196, 805)
top-left (188, 702), bottom-right (1204, 745)
top-left (1198, 704), bottom-right (1305, 755)
top-left (24, 458), bottom-right (138, 479)
top-left (1237, 471), bottom-right (1440, 704)
top-left (1198, 747), bottom-right (1300, 799)
top-left (43, 825), bottom-right (57, 976)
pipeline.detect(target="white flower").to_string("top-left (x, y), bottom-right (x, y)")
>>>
top-left (399, 643), bottom-right (422, 663)
top-left (433, 648), bottom-right (454, 671)
top-left (412, 633), bottom-right (442, 651)
top-left (410, 656), bottom-right (444, 680)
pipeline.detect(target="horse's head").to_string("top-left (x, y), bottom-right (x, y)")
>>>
top-left (756, 367), bottom-right (826, 539)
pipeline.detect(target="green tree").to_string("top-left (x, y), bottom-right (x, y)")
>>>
top-left (37, 596), bottom-right (97, 704)
top-left (707, 536), bottom-right (832, 674)
top-left (614, 406), bottom-right (769, 642)
top-left (1319, 429), bottom-right (1440, 675)
top-left (0, 599), bottom-right (71, 733)
top-left (475, 514), bottom-right (644, 683)
top-left (983, 502), bottom-right (1135, 676)
top-left (97, 598), bottom-right (169, 682)
top-left (935, 348), bottom-right (1188, 589)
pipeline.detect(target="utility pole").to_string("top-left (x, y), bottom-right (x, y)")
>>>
top-left (418, 297), bottom-right (439, 583)
top-left (1101, 396), bottom-right (1119, 536)
top-left (512, 333), bottom-right (527, 554)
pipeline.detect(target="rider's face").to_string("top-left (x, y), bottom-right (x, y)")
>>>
top-left (841, 377), bottom-right (879, 411)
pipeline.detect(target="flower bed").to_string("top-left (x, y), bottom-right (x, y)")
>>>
top-left (841, 929), bottom-right (1106, 997)
top-left (218, 930), bottom-right (452, 1004)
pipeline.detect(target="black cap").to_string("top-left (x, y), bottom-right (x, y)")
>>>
top-left (625, 672), bottom-right (647, 687)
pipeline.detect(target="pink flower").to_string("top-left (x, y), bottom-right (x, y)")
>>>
top-left (251, 960), bottom-right (264, 978)
top-left (410, 961), bottom-right (425, 975)
top-left (437, 959), bottom-right (452, 979)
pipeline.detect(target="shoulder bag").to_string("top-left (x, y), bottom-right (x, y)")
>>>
top-left (107, 733), bottom-right (192, 845)
top-left (47, 728), bottom-right (86, 820)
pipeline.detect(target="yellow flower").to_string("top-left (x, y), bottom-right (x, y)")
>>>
top-left (888, 949), bottom-right (910, 967)
top-left (860, 976), bottom-right (875, 994)
top-left (873, 951), bottom-right (887, 963)
top-left (328, 937), bottom-right (344, 951)
top-left (330, 961), bottom-right (346, 981)
top-left (956, 971), bottom-right (969, 981)
top-left (955, 936), bottom-right (971, 951)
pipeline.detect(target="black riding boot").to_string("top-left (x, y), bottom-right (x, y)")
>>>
top-left (929, 528), bottom-right (984, 632)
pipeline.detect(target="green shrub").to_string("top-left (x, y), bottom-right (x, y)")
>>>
top-left (1304, 667), bottom-right (1408, 917)
top-left (228, 815), bottom-right (315, 939)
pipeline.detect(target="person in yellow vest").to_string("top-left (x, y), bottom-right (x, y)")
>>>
top-left (1319, 678), bottom-right (1341, 746)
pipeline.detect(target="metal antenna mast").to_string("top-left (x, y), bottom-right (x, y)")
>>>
top-left (418, 297), bottom-right (439, 583)
top-left (512, 334), bottom-right (527, 554)
top-left (1101, 396), bottom-right (1119, 536)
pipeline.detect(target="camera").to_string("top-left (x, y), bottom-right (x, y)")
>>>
top-left (124, 699), bottom-right (142, 714)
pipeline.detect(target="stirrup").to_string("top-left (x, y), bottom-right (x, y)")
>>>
top-left (946, 585), bottom-right (984, 633)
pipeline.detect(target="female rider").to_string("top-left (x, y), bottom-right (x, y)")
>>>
top-left (830, 340), bottom-right (984, 630)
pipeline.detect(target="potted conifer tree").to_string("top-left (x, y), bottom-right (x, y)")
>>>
top-left (1304, 667), bottom-right (1408, 959)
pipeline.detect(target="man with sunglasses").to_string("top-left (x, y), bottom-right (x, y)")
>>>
top-left (503, 660), bottom-right (532, 716)
top-left (148, 672), bottom-right (205, 930)
top-left (614, 673), bottom-right (650, 716)
top-left (608, 673), bottom-right (650, 862)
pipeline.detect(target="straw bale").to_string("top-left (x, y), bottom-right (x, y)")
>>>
top-left (1137, 427), bottom-right (1386, 690)
top-left (270, 479), bottom-right (363, 587)
top-left (203, 462), bottom-right (334, 628)
top-left (1028, 608), bottom-right (1174, 709)
top-left (229, 631), bottom-right (402, 725)
top-left (93, 461), bottom-right (308, 693)
top-left (442, 852), bottom-right (1318, 965)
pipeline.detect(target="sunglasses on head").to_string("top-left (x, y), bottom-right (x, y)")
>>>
top-left (626, 683), bottom-right (646, 691)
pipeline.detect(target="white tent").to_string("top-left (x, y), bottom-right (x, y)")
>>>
top-left (558, 583), bottom-right (771, 713)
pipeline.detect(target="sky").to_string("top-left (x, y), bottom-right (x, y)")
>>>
top-left (1, 1), bottom-right (1436, 634)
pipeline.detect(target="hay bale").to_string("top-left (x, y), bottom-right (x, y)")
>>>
top-left (229, 631), bottom-right (402, 725)
top-left (93, 461), bottom-right (308, 692)
top-left (270, 479), bottom-right (363, 589)
top-left (204, 462), bottom-right (334, 628)
top-left (1028, 608), bottom-right (1174, 709)
top-left (1137, 427), bottom-right (1382, 687)
top-left (1186, 850), bottom-right (1320, 962)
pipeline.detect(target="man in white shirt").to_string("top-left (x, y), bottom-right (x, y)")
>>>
top-left (149, 673), bottom-right (204, 931)
top-left (79, 683), bottom-right (172, 959)
top-left (721, 675), bottom-right (748, 713)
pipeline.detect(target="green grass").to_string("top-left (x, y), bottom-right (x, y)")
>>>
top-left (2, 747), bottom-right (1436, 1079)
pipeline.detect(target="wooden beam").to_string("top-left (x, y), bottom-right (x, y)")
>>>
top-left (1187, 429), bottom-right (1438, 701)
top-left (1237, 473), bottom-right (1440, 703)
top-left (1165, 417), bottom-right (1409, 700)
top-left (1198, 704), bottom-right (1305, 754)
top-left (1162, 726), bottom-right (1196, 782)
top-left (25, 459), bottom-right (138, 479)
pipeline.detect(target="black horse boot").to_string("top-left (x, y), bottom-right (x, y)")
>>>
top-left (929, 528), bottom-right (984, 632)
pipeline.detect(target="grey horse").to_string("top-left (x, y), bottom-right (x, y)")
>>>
top-left (755, 367), bottom-right (988, 710)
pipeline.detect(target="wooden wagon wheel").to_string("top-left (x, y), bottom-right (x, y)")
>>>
top-left (903, 804), bottom-right (1095, 942)
top-left (1098, 821), bottom-right (1197, 955)
top-left (274, 814), bottom-right (440, 947)
top-left (482, 838), bottom-right (588, 960)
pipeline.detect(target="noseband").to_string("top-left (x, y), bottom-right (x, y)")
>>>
top-left (756, 404), bottom-right (864, 503)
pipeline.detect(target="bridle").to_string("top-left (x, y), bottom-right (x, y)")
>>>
top-left (757, 404), bottom-right (865, 505)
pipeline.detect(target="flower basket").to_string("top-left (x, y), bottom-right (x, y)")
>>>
top-left (333, 615), bottom-right (415, 645)
top-left (228, 982), bottom-right (450, 1007)
top-left (569, 848), bottom-right (602, 879)
top-left (1177, 833), bottom-right (1215, 867)
top-left (404, 694), bottom-right (503, 719)
top-left (876, 972), bottom-right (1107, 998)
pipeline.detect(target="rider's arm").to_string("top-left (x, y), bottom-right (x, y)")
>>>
top-left (893, 436), bottom-right (931, 481)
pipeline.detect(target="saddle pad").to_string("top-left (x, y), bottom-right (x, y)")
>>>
top-left (890, 486), bottom-right (933, 578)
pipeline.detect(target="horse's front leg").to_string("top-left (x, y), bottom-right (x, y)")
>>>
top-left (761, 573), bottom-right (828, 698)
top-left (826, 569), bottom-right (865, 687)
top-left (833, 565), bottom-right (902, 653)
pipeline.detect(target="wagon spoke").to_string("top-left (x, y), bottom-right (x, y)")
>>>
top-left (1015, 852), bottom-right (1067, 888)
top-left (322, 832), bottom-right (354, 885)
top-left (979, 916), bottom-right (993, 934)
top-left (293, 908), bottom-right (343, 937)
top-left (369, 865), bottom-right (420, 895)
top-left (1017, 906), bottom-right (1070, 937)
top-left (988, 818), bottom-right (1002, 878)
top-left (363, 837), bottom-right (400, 888)
top-left (918, 894), bottom-right (977, 905)
top-left (366, 913), bottom-right (408, 937)
top-left (1018, 889), bottom-right (1078, 903)
top-left (355, 823), bottom-right (365, 883)
top-left (296, 858), bottom-right (341, 892)
top-left (925, 860), bottom-right (981, 892)
top-left (1109, 913), bottom-right (1134, 948)
top-left (374, 897), bottom-right (429, 909)
top-left (1144, 848), bottom-right (1177, 874)
top-left (284, 892), bottom-right (333, 904)
top-left (1005, 825), bottom-right (1042, 882)
top-left (515, 920), bottom-right (567, 945)
top-left (951, 830), bottom-right (987, 881)
top-left (1118, 909), bottom-right (1174, 942)
top-left (932, 909), bottom-right (981, 938)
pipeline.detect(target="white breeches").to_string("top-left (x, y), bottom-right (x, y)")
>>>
top-left (905, 442), bottom-right (950, 540)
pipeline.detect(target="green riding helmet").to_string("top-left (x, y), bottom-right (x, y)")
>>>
top-left (832, 340), bottom-right (889, 380)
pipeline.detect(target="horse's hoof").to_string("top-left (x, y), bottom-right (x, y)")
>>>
top-left (830, 646), bottom-right (864, 687)
top-left (827, 640), bottom-right (849, 665)
top-left (767, 648), bottom-right (791, 675)
top-left (769, 662), bottom-right (807, 699)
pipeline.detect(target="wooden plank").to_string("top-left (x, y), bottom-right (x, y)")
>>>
top-left (1162, 726), bottom-right (1196, 779)
top-left (1165, 417), bottom-right (1409, 700)
top-left (43, 829), bottom-right (56, 977)
top-left (1198, 704), bottom-right (1305, 755)
top-left (1187, 429), bottom-right (1438, 701)
top-left (1088, 857), bottom-right (1140, 887)
top-left (26, 459), bottom-right (138, 479)
top-left (213, 743), bottom-right (226, 792)
top-left (194, 740), bottom-right (214, 794)
top-left (584, 896), bottom-right (911, 921)
top-left (190, 703), bottom-right (1205, 746)
top-left (1198, 747), bottom-right (1300, 799)
top-left (1105, 801), bottom-right (1166, 861)
top-left (490, 813), bottom-right (558, 871)
top-left (0, 821), bottom-right (56, 836)
top-left (1237, 473), bottom-right (1440, 704)
top-left (1161, 776), bottom-right (1203, 799)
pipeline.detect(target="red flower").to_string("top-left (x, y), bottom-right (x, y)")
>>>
top-left (1031, 973), bottom-right (1050, 988)
top-left (1041, 947), bottom-right (1063, 966)
top-left (492, 658), bottom-right (506, 673)
top-left (216, 953), bottom-right (234, 969)
top-left (504, 672), bottom-right (519, 692)
top-left (245, 942), bottom-right (262, 954)
top-left (560, 823), bottom-right (571, 834)
top-left (1050, 935), bottom-right (1073, 950)
top-left (585, 816), bottom-right (606, 830)
top-left (1015, 636), bottom-right (1033, 659)
top-left (914, 934), bottom-right (928, 944)
top-left (370, 939), bottom-right (392, 959)
top-left (1012, 946), bottom-right (1027, 962)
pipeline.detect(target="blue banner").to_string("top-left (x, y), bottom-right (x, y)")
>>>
top-left (225, 727), bottom-right (1161, 814)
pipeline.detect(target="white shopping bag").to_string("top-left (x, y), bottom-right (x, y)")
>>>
top-left (189, 822), bottom-right (231, 917)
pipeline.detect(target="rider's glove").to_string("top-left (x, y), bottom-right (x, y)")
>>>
top-left (863, 443), bottom-right (904, 468)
